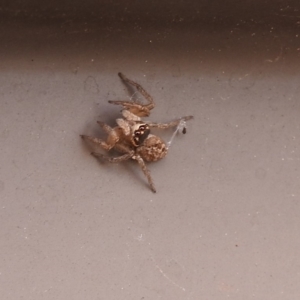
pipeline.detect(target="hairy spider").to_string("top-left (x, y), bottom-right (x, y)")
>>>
top-left (81, 72), bottom-right (193, 193)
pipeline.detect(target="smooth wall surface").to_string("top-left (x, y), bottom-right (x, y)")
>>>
top-left (0, 1), bottom-right (300, 299)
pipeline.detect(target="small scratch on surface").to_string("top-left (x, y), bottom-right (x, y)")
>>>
top-left (150, 256), bottom-right (186, 292)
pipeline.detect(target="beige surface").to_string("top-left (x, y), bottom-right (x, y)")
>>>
top-left (1, 1), bottom-right (300, 299)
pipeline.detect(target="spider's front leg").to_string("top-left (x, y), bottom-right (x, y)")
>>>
top-left (132, 154), bottom-right (156, 193)
top-left (108, 72), bottom-right (155, 117)
top-left (117, 72), bottom-right (154, 109)
top-left (147, 115), bottom-right (194, 132)
top-left (81, 122), bottom-right (122, 151)
top-left (91, 152), bottom-right (133, 163)
top-left (92, 140), bottom-right (135, 162)
top-left (80, 135), bottom-right (113, 151)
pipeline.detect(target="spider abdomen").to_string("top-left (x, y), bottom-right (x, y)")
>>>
top-left (137, 134), bottom-right (168, 162)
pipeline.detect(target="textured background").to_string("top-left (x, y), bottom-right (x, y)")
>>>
top-left (0, 1), bottom-right (300, 299)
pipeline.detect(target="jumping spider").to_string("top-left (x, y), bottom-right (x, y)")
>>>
top-left (81, 72), bottom-right (193, 193)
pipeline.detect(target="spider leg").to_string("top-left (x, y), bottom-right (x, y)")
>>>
top-left (91, 152), bottom-right (133, 163)
top-left (81, 121), bottom-right (124, 151)
top-left (118, 72), bottom-right (154, 110)
top-left (108, 73), bottom-right (155, 117)
top-left (133, 155), bottom-right (156, 193)
top-left (80, 135), bottom-right (113, 151)
top-left (147, 115), bottom-right (193, 130)
top-left (97, 121), bottom-right (112, 134)
top-left (108, 100), bottom-right (149, 116)
top-left (114, 143), bottom-right (134, 154)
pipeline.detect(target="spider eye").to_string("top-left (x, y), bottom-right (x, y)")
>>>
top-left (133, 127), bottom-right (150, 146)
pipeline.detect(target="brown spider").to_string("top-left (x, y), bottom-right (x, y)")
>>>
top-left (81, 72), bottom-right (193, 193)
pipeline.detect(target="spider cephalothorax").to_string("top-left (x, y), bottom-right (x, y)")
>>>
top-left (116, 118), bottom-right (151, 148)
top-left (81, 72), bottom-right (193, 193)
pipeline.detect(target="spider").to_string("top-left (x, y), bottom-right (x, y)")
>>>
top-left (81, 72), bottom-right (193, 193)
